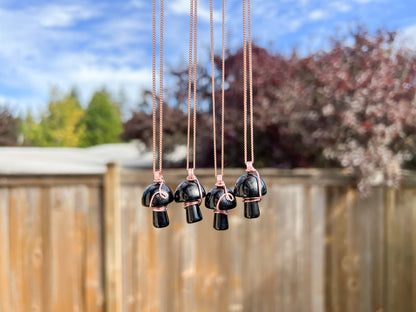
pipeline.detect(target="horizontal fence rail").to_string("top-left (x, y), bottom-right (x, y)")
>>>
top-left (0, 165), bottom-right (415, 312)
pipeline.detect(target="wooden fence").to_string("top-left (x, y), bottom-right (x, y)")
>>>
top-left (0, 164), bottom-right (415, 312)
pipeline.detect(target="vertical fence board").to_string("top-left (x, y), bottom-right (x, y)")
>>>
top-left (8, 188), bottom-right (29, 311)
top-left (309, 186), bottom-right (325, 312)
top-left (132, 185), bottom-right (153, 312)
top-left (26, 187), bottom-right (44, 312)
top-left (50, 187), bottom-right (77, 312)
top-left (0, 188), bottom-right (10, 312)
top-left (385, 188), bottom-right (416, 312)
top-left (325, 186), bottom-right (348, 312)
top-left (41, 187), bottom-right (52, 312)
top-left (104, 163), bottom-right (123, 312)
top-left (121, 185), bottom-right (137, 312)
top-left (85, 186), bottom-right (105, 312)
top-left (355, 187), bottom-right (385, 312)
top-left (73, 187), bottom-right (88, 312)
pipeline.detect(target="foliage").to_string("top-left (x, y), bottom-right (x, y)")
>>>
top-left (126, 26), bottom-right (416, 191)
top-left (274, 28), bottom-right (416, 191)
top-left (0, 105), bottom-right (20, 146)
top-left (22, 88), bottom-right (85, 147)
top-left (79, 89), bottom-right (123, 147)
top-left (122, 90), bottom-right (188, 159)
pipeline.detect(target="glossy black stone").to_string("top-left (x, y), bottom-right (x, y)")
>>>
top-left (153, 211), bottom-right (169, 228)
top-left (244, 201), bottom-right (260, 219)
top-left (174, 180), bottom-right (206, 202)
top-left (142, 183), bottom-right (174, 208)
top-left (142, 182), bottom-right (174, 228)
top-left (175, 180), bottom-right (206, 224)
top-left (234, 173), bottom-right (267, 198)
top-left (205, 186), bottom-right (237, 211)
top-left (185, 204), bottom-right (203, 223)
top-left (213, 213), bottom-right (229, 230)
top-left (234, 173), bottom-right (267, 219)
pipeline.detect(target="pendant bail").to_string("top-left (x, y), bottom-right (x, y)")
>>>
top-left (246, 161), bottom-right (255, 172)
top-left (187, 168), bottom-right (197, 181)
top-left (216, 175), bottom-right (225, 186)
top-left (154, 170), bottom-right (164, 183)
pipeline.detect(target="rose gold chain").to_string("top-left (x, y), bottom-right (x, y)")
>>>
top-left (220, 0), bottom-right (225, 177)
top-left (159, 0), bottom-right (164, 171)
top-left (152, 0), bottom-right (157, 173)
top-left (243, 0), bottom-right (254, 164)
top-left (186, 0), bottom-right (194, 170)
top-left (186, 0), bottom-right (198, 171)
top-left (210, 0), bottom-right (226, 177)
top-left (209, 0), bottom-right (218, 177)
top-left (243, 0), bottom-right (248, 164)
top-left (248, 0), bottom-right (254, 163)
top-left (152, 0), bottom-right (165, 174)
top-left (192, 0), bottom-right (198, 169)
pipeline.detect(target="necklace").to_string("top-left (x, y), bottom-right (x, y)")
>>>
top-left (204, 0), bottom-right (237, 231)
top-left (141, 0), bottom-right (174, 228)
top-left (174, 0), bottom-right (206, 224)
top-left (233, 0), bottom-right (267, 219)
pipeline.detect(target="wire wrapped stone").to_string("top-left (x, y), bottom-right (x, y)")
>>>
top-left (175, 177), bottom-right (206, 224)
top-left (205, 176), bottom-right (237, 230)
top-left (234, 162), bottom-right (267, 219)
top-left (142, 179), bottom-right (174, 228)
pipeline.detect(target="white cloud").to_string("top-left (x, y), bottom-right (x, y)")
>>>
top-left (129, 0), bottom-right (145, 9)
top-left (0, 2), bottom-right (153, 115)
top-left (309, 9), bottom-right (328, 21)
top-left (398, 24), bottom-right (416, 50)
top-left (168, 0), bottom-right (221, 22)
top-left (37, 4), bottom-right (98, 28)
top-left (330, 1), bottom-right (351, 13)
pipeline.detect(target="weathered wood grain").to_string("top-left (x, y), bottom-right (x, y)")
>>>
top-left (0, 168), bottom-right (416, 312)
top-left (104, 163), bottom-right (123, 312)
top-left (0, 188), bottom-right (10, 312)
top-left (85, 186), bottom-right (105, 312)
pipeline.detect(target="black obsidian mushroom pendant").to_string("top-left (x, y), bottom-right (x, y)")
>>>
top-left (174, 169), bottom-right (206, 224)
top-left (205, 175), bottom-right (237, 230)
top-left (234, 161), bottom-right (267, 219)
top-left (142, 171), bottom-right (174, 228)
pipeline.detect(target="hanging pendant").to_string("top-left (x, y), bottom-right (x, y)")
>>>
top-left (175, 169), bottom-right (205, 224)
top-left (234, 161), bottom-right (267, 219)
top-left (205, 175), bottom-right (237, 230)
top-left (142, 171), bottom-right (174, 228)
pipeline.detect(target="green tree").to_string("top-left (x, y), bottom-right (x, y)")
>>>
top-left (21, 88), bottom-right (85, 147)
top-left (80, 89), bottom-right (123, 147)
top-left (20, 109), bottom-right (39, 144)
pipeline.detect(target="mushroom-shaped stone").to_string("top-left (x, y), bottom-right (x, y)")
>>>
top-left (205, 186), bottom-right (236, 230)
top-left (234, 173), bottom-right (267, 219)
top-left (175, 180), bottom-right (206, 224)
top-left (142, 183), bottom-right (174, 228)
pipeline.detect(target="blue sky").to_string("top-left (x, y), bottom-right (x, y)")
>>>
top-left (0, 0), bottom-right (415, 116)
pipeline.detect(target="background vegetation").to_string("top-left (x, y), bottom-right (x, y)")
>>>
top-left (2, 26), bottom-right (416, 190)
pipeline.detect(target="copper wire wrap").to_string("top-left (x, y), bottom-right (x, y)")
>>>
top-left (213, 175), bottom-right (234, 215)
top-left (244, 161), bottom-right (263, 203)
top-left (183, 168), bottom-right (204, 210)
top-left (149, 171), bottom-right (169, 212)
